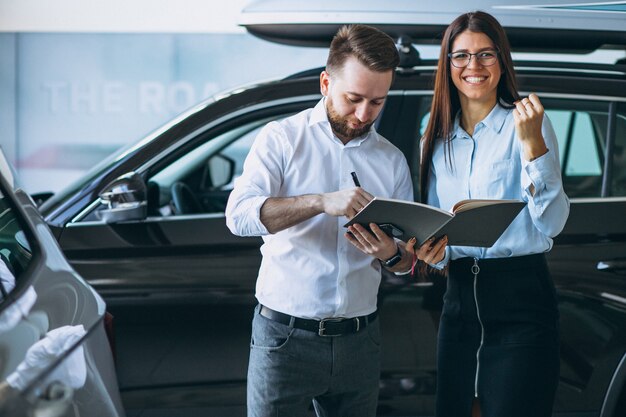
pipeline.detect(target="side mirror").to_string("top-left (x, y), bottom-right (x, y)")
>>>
top-left (97, 172), bottom-right (147, 223)
top-left (204, 154), bottom-right (235, 190)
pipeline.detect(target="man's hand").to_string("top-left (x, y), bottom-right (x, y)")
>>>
top-left (345, 223), bottom-right (398, 261)
top-left (260, 187), bottom-right (373, 234)
top-left (322, 187), bottom-right (374, 218)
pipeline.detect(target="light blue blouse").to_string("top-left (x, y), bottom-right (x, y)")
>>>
top-left (427, 103), bottom-right (570, 265)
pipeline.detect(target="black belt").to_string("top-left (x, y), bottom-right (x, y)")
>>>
top-left (259, 305), bottom-right (377, 337)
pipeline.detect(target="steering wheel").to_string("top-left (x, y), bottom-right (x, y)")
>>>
top-left (170, 182), bottom-right (203, 215)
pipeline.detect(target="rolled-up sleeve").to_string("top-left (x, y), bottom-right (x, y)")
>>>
top-left (225, 122), bottom-right (287, 236)
top-left (520, 116), bottom-right (570, 237)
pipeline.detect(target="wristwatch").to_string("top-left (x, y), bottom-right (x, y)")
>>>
top-left (382, 247), bottom-right (402, 268)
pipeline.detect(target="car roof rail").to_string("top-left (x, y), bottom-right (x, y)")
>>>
top-left (283, 67), bottom-right (325, 80)
top-left (283, 37), bottom-right (423, 80)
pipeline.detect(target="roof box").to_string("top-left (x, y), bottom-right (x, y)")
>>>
top-left (239, 0), bottom-right (626, 52)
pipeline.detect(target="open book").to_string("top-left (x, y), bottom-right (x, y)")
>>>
top-left (344, 198), bottom-right (526, 247)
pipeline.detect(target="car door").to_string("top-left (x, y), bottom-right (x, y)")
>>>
top-left (541, 97), bottom-right (626, 416)
top-left (0, 172), bottom-right (124, 417)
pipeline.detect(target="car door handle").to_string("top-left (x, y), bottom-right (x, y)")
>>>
top-left (597, 261), bottom-right (626, 272)
top-left (34, 381), bottom-right (73, 417)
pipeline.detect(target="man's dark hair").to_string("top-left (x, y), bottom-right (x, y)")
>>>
top-left (326, 24), bottom-right (399, 75)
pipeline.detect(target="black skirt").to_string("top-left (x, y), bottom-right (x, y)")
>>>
top-left (436, 254), bottom-right (559, 417)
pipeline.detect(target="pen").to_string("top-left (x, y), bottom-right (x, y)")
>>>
top-left (350, 171), bottom-right (361, 187)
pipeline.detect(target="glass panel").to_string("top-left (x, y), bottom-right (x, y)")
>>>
top-left (543, 100), bottom-right (609, 198)
top-left (147, 114), bottom-right (292, 216)
top-left (565, 112), bottom-right (602, 176)
top-left (544, 110), bottom-right (569, 167)
top-left (219, 127), bottom-right (259, 190)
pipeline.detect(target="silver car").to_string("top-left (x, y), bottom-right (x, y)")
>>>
top-left (0, 151), bottom-right (124, 417)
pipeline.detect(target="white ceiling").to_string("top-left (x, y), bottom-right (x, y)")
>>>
top-left (0, 0), bottom-right (249, 33)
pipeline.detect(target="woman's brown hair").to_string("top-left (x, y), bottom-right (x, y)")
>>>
top-left (419, 11), bottom-right (520, 202)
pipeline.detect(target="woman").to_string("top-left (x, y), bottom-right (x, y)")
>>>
top-left (408, 11), bottom-right (570, 417)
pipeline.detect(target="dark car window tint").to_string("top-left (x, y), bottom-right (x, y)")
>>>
top-left (0, 190), bottom-right (33, 303)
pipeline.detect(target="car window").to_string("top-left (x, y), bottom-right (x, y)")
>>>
top-left (418, 99), bottom-right (626, 198)
top-left (0, 189), bottom-right (34, 305)
top-left (147, 114), bottom-right (291, 216)
top-left (547, 110), bottom-right (602, 176)
top-left (544, 99), bottom-right (625, 198)
top-left (219, 129), bottom-right (258, 190)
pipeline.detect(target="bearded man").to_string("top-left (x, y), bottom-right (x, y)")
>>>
top-left (226, 24), bottom-right (414, 417)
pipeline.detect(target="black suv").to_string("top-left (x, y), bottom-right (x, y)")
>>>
top-left (37, 7), bottom-right (626, 417)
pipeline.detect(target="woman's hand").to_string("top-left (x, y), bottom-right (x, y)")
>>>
top-left (513, 93), bottom-right (548, 161)
top-left (406, 235), bottom-right (448, 265)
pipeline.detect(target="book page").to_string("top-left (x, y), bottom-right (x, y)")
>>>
top-left (452, 199), bottom-right (522, 213)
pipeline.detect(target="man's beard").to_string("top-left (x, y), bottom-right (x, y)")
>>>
top-left (326, 97), bottom-right (374, 141)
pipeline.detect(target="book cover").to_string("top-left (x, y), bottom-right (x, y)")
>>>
top-left (344, 197), bottom-right (526, 247)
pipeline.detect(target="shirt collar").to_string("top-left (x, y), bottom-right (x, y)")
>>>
top-left (452, 103), bottom-right (510, 139)
top-left (482, 103), bottom-right (509, 133)
top-left (309, 98), bottom-right (329, 127)
top-left (309, 98), bottom-right (378, 146)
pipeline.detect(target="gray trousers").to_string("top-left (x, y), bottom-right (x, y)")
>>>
top-left (247, 304), bottom-right (381, 417)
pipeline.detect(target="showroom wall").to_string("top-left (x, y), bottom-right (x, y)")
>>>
top-left (0, 0), bottom-right (328, 193)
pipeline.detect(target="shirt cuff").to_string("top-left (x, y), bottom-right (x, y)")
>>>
top-left (523, 149), bottom-right (551, 197)
top-left (250, 196), bottom-right (271, 235)
top-left (428, 247), bottom-right (450, 270)
top-left (228, 195), bottom-right (270, 236)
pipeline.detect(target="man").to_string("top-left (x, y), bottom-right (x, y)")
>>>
top-left (225, 24), bottom-right (414, 417)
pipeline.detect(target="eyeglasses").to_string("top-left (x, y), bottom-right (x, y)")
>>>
top-left (448, 50), bottom-right (499, 68)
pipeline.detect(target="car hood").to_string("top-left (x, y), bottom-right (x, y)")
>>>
top-left (239, 0), bottom-right (626, 52)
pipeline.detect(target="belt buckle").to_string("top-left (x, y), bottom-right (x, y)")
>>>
top-left (318, 317), bottom-right (345, 337)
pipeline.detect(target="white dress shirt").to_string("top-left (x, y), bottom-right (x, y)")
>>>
top-left (226, 99), bottom-right (413, 319)
top-left (427, 104), bottom-right (569, 265)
